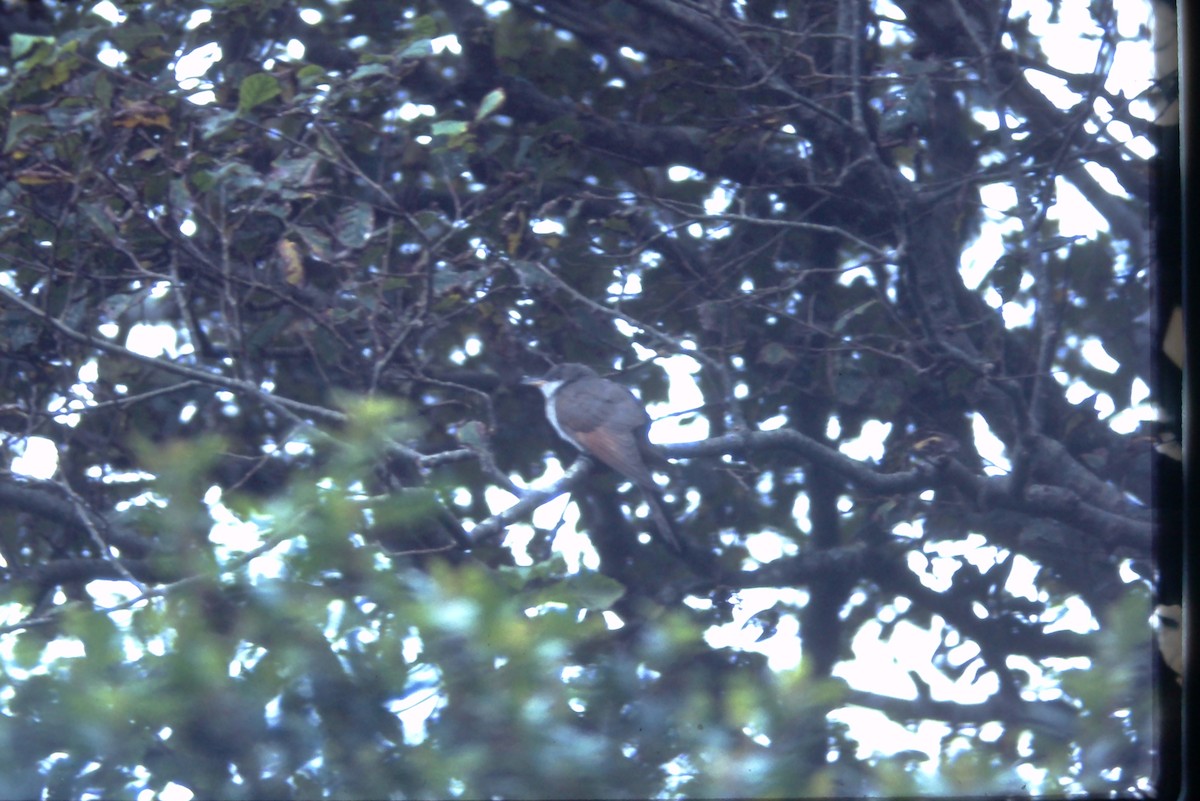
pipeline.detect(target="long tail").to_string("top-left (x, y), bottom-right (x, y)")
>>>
top-left (641, 485), bottom-right (682, 554)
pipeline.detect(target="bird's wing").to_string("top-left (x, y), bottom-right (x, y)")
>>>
top-left (570, 427), bottom-right (657, 487)
top-left (554, 377), bottom-right (650, 434)
top-left (555, 375), bottom-right (657, 484)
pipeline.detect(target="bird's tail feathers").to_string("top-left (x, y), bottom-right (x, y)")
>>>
top-left (641, 485), bottom-right (682, 554)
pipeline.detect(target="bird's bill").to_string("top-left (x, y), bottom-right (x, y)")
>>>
top-left (521, 376), bottom-right (546, 387)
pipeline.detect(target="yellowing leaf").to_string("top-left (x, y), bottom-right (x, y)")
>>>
top-left (131, 147), bottom-right (161, 163)
top-left (113, 100), bottom-right (171, 130)
top-left (40, 59), bottom-right (75, 90)
top-left (277, 239), bottom-right (305, 285)
top-left (475, 88), bottom-right (506, 122)
top-left (15, 164), bottom-right (73, 185)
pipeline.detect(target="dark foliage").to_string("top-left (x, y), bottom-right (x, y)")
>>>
top-left (0, 0), bottom-right (1169, 797)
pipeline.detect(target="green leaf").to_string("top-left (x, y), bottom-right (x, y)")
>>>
top-left (334, 201), bottom-right (375, 249)
top-left (411, 209), bottom-right (449, 239)
top-left (64, 610), bottom-right (122, 666)
top-left (431, 120), bottom-right (469, 137)
top-left (190, 169), bottom-right (216, 193)
top-left (238, 73), bottom-right (282, 113)
top-left (475, 88), bottom-right (506, 122)
top-left (245, 308), bottom-right (297, 352)
top-left (758, 341), bottom-right (794, 366)
top-left (208, 160), bottom-right (264, 193)
top-left (555, 571), bottom-right (626, 610)
top-left (198, 108), bottom-right (239, 141)
top-left (410, 14), bottom-right (438, 39)
top-left (11, 631), bottom-right (47, 670)
top-left (80, 201), bottom-right (118, 239)
top-left (293, 225), bottom-right (334, 261)
top-left (296, 64), bottom-right (329, 86)
top-left (399, 39), bottom-right (433, 58)
top-left (350, 63), bottom-right (391, 81)
top-left (510, 259), bottom-right (556, 290)
top-left (10, 33), bottom-right (55, 60)
top-left (3, 111), bottom-right (47, 154)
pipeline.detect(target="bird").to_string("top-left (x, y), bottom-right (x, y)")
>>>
top-left (523, 363), bottom-right (681, 552)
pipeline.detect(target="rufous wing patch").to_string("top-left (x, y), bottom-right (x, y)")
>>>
top-left (572, 428), bottom-right (655, 487)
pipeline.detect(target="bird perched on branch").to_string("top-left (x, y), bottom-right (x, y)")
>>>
top-left (523, 363), bottom-right (680, 553)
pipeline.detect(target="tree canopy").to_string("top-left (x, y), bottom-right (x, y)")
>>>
top-left (0, 0), bottom-right (1172, 798)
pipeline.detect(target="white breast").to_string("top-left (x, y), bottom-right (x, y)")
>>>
top-left (537, 380), bottom-right (581, 448)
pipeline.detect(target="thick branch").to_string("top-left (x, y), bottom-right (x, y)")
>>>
top-left (0, 479), bottom-right (157, 557)
top-left (843, 688), bottom-right (1078, 736)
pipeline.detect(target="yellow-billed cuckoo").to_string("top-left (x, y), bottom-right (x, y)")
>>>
top-left (524, 363), bottom-right (680, 552)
